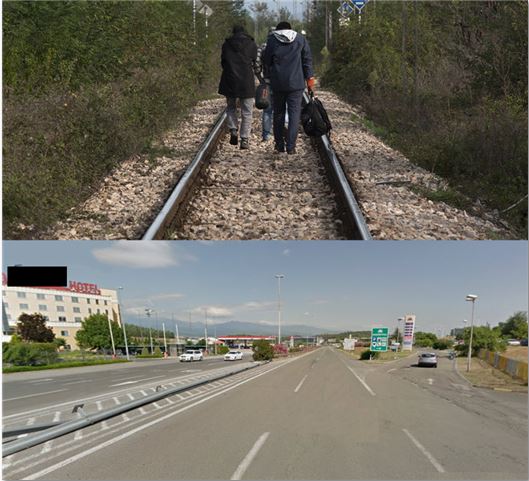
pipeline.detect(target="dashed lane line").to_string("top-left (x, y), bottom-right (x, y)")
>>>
top-left (402, 428), bottom-right (445, 473)
top-left (4, 390), bottom-right (67, 402)
top-left (294, 375), bottom-right (308, 393)
top-left (231, 432), bottom-right (270, 480)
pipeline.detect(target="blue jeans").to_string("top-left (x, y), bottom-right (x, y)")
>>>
top-left (272, 90), bottom-right (303, 151)
top-left (262, 90), bottom-right (273, 140)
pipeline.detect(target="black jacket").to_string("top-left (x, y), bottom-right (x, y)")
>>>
top-left (218, 32), bottom-right (258, 98)
top-left (262, 30), bottom-right (313, 92)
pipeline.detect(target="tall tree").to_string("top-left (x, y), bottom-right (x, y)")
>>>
top-left (16, 313), bottom-right (55, 343)
top-left (75, 313), bottom-right (124, 351)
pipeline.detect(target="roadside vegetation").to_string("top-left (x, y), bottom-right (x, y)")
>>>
top-left (308, 0), bottom-right (527, 235)
top-left (3, 1), bottom-right (248, 238)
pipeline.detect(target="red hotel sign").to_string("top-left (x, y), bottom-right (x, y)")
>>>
top-left (68, 281), bottom-right (101, 296)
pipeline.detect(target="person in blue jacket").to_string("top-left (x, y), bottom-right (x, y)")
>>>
top-left (262, 21), bottom-right (315, 154)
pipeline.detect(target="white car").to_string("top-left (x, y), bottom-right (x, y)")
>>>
top-left (224, 350), bottom-right (243, 361)
top-left (507, 339), bottom-right (521, 346)
top-left (179, 350), bottom-right (203, 362)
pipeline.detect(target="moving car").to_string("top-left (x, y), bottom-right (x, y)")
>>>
top-left (507, 339), bottom-right (521, 346)
top-left (224, 350), bottom-right (243, 361)
top-left (179, 350), bottom-right (203, 362)
top-left (417, 352), bottom-right (437, 367)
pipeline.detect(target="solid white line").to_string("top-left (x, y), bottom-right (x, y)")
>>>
top-left (28, 379), bottom-right (53, 383)
top-left (23, 359), bottom-right (297, 480)
top-left (402, 428), bottom-right (445, 473)
top-left (62, 380), bottom-right (92, 385)
top-left (230, 432), bottom-right (270, 480)
top-left (294, 374), bottom-right (308, 393)
top-left (4, 389), bottom-right (67, 402)
top-left (109, 375), bottom-right (165, 387)
top-left (346, 366), bottom-right (376, 396)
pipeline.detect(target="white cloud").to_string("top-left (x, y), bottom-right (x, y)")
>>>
top-left (150, 293), bottom-right (185, 302)
top-left (190, 305), bottom-right (233, 318)
top-left (92, 241), bottom-right (186, 268)
top-left (241, 301), bottom-right (275, 311)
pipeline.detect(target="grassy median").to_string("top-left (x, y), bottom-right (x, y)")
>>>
top-left (3, 359), bottom-right (129, 373)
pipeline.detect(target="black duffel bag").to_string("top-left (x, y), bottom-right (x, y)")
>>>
top-left (255, 81), bottom-right (270, 110)
top-left (301, 91), bottom-right (332, 137)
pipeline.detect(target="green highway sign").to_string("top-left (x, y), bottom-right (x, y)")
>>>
top-left (370, 327), bottom-right (389, 352)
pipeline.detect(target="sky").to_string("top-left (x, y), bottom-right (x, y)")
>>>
top-left (2, 241), bottom-right (527, 335)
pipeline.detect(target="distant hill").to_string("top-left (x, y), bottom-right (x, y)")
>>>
top-left (126, 320), bottom-right (337, 338)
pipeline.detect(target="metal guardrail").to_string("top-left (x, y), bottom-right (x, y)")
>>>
top-left (302, 91), bottom-right (372, 240)
top-left (2, 361), bottom-right (263, 457)
top-left (142, 109), bottom-right (228, 240)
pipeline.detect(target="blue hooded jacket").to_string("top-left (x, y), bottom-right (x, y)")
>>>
top-left (262, 29), bottom-right (314, 92)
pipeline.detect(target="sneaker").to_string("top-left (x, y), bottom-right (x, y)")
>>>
top-left (240, 138), bottom-right (249, 150)
top-left (287, 148), bottom-right (297, 155)
top-left (229, 129), bottom-right (238, 146)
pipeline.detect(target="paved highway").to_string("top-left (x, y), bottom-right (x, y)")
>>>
top-left (3, 347), bottom-right (527, 480)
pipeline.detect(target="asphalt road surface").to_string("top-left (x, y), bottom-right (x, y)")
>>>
top-left (2, 347), bottom-right (527, 480)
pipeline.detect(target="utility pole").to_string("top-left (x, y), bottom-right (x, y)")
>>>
top-left (204, 308), bottom-right (208, 355)
top-left (162, 322), bottom-right (167, 355)
top-left (275, 274), bottom-right (284, 345)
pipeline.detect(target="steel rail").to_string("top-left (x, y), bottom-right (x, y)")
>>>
top-left (142, 109), bottom-right (228, 240)
top-left (302, 92), bottom-right (372, 240)
top-left (2, 361), bottom-right (263, 457)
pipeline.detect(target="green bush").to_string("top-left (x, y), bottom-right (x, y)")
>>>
top-left (432, 339), bottom-right (453, 350)
top-left (360, 350), bottom-right (379, 360)
top-left (141, 346), bottom-right (149, 356)
top-left (252, 340), bottom-right (274, 361)
top-left (3, 342), bottom-right (58, 366)
top-left (153, 346), bottom-right (162, 357)
top-left (216, 345), bottom-right (230, 355)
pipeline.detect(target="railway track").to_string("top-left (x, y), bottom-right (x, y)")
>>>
top-left (143, 94), bottom-right (371, 240)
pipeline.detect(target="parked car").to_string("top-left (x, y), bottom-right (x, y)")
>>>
top-left (417, 352), bottom-right (437, 367)
top-left (520, 339), bottom-right (528, 346)
top-left (507, 339), bottom-right (521, 346)
top-left (224, 350), bottom-right (243, 361)
top-left (179, 350), bottom-right (203, 362)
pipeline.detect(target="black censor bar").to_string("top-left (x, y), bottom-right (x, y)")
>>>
top-left (7, 266), bottom-right (67, 287)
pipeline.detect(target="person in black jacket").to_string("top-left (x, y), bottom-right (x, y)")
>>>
top-left (262, 21), bottom-right (315, 154)
top-left (218, 26), bottom-right (258, 150)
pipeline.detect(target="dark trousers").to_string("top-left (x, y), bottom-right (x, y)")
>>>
top-left (272, 89), bottom-right (304, 151)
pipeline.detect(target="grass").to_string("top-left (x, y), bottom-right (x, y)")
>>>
top-left (456, 357), bottom-right (527, 392)
top-left (3, 359), bottom-right (129, 373)
top-left (408, 184), bottom-right (473, 211)
top-left (342, 347), bottom-right (415, 362)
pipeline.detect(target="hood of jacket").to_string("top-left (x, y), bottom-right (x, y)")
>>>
top-left (226, 32), bottom-right (254, 52)
top-left (272, 29), bottom-right (297, 43)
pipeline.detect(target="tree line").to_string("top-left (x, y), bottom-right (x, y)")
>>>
top-left (307, 0), bottom-right (527, 235)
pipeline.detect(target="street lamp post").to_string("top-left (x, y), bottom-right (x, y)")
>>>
top-left (397, 317), bottom-right (404, 351)
top-left (275, 274), bottom-right (284, 345)
top-left (117, 287), bottom-right (130, 361)
top-left (465, 295), bottom-right (478, 372)
top-left (146, 308), bottom-right (154, 353)
top-left (107, 314), bottom-right (116, 358)
top-left (162, 322), bottom-right (167, 355)
top-left (204, 308), bottom-right (208, 355)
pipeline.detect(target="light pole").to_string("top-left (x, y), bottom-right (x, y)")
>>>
top-left (397, 317), bottom-right (404, 351)
top-left (162, 322), bottom-right (167, 355)
top-left (107, 313), bottom-right (116, 358)
top-left (117, 287), bottom-right (130, 361)
top-left (275, 274), bottom-right (284, 345)
top-left (465, 295), bottom-right (478, 372)
top-left (146, 308), bottom-right (154, 353)
top-left (204, 308), bottom-right (208, 355)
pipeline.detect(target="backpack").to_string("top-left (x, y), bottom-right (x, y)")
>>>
top-left (255, 81), bottom-right (270, 110)
top-left (301, 92), bottom-right (332, 137)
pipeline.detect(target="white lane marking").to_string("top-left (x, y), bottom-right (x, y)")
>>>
top-left (139, 407), bottom-right (147, 415)
top-left (113, 397), bottom-right (121, 405)
top-left (28, 379), bottom-right (53, 384)
top-left (101, 421), bottom-right (109, 430)
top-left (74, 431), bottom-right (83, 441)
top-left (140, 390), bottom-right (148, 396)
top-left (109, 375), bottom-right (165, 387)
top-left (95, 401), bottom-right (103, 411)
top-left (345, 365), bottom-right (376, 396)
top-left (402, 428), bottom-right (445, 473)
top-left (23, 357), bottom-right (299, 480)
top-left (166, 398), bottom-right (175, 404)
top-left (127, 393), bottom-right (135, 400)
top-left (153, 402), bottom-right (162, 409)
top-left (62, 380), bottom-right (92, 385)
top-left (231, 432), bottom-right (270, 480)
top-left (427, 378), bottom-right (433, 385)
top-left (40, 442), bottom-right (52, 454)
top-left (4, 389), bottom-right (67, 402)
top-left (122, 413), bottom-right (130, 422)
top-left (52, 412), bottom-right (61, 423)
top-left (387, 368), bottom-right (397, 373)
top-left (294, 374), bottom-right (308, 393)
top-left (176, 394), bottom-right (185, 400)
top-left (27, 417), bottom-right (36, 426)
